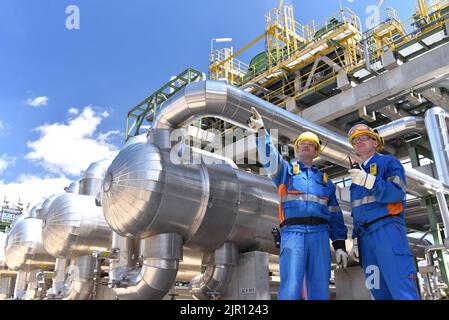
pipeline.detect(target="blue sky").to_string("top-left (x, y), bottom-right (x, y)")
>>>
top-left (0, 0), bottom-right (415, 206)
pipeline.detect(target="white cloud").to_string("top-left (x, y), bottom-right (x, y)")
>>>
top-left (0, 154), bottom-right (16, 175)
top-left (0, 175), bottom-right (71, 208)
top-left (68, 108), bottom-right (79, 115)
top-left (27, 96), bottom-right (49, 107)
top-left (25, 106), bottom-right (119, 176)
top-left (0, 121), bottom-right (4, 131)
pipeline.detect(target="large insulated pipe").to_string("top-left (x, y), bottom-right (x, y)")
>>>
top-left (42, 194), bottom-right (112, 259)
top-left (79, 159), bottom-right (113, 197)
top-left (108, 232), bottom-right (140, 287)
top-left (376, 116), bottom-right (426, 141)
top-left (425, 106), bottom-right (449, 238)
top-left (36, 194), bottom-right (61, 220)
top-left (13, 271), bottom-right (27, 299)
top-left (65, 181), bottom-right (80, 194)
top-left (28, 201), bottom-right (44, 219)
top-left (112, 233), bottom-right (183, 300)
top-left (42, 193), bottom-right (112, 300)
top-left (0, 232), bottom-right (6, 269)
top-left (151, 80), bottom-right (448, 196)
top-left (63, 255), bottom-right (96, 300)
top-left (102, 142), bottom-right (279, 252)
top-left (4, 218), bottom-right (55, 271)
top-left (23, 269), bottom-right (40, 300)
top-left (190, 242), bottom-right (238, 300)
top-left (0, 274), bottom-right (16, 299)
top-left (49, 258), bottom-right (69, 297)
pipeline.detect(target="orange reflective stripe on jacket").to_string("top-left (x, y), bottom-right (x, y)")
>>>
top-left (278, 184), bottom-right (287, 223)
top-left (287, 190), bottom-right (304, 194)
top-left (387, 202), bottom-right (403, 215)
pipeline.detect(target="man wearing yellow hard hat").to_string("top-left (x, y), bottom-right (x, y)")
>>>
top-left (248, 107), bottom-right (348, 300)
top-left (347, 123), bottom-right (419, 300)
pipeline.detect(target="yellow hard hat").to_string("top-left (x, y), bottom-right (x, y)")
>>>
top-left (294, 132), bottom-right (322, 158)
top-left (348, 123), bottom-right (384, 152)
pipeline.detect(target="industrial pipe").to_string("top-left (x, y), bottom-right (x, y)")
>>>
top-left (48, 258), bottom-right (69, 297)
top-left (42, 193), bottom-right (112, 259)
top-left (376, 116), bottom-right (426, 141)
top-left (63, 255), bottom-right (96, 300)
top-left (108, 232), bottom-right (140, 287)
top-left (112, 233), bottom-right (183, 300)
top-left (4, 217), bottom-right (55, 271)
top-left (425, 106), bottom-right (449, 238)
top-left (79, 158), bottom-right (113, 197)
top-left (13, 271), bottom-right (27, 299)
top-left (0, 274), bottom-right (16, 299)
top-left (190, 242), bottom-right (238, 300)
top-left (151, 80), bottom-right (449, 196)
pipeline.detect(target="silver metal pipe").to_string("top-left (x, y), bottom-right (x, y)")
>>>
top-left (28, 201), bottom-right (44, 219)
top-left (79, 159), bottom-right (113, 197)
top-left (42, 193), bottom-right (112, 259)
top-left (425, 107), bottom-right (449, 184)
top-left (425, 107), bottom-right (449, 237)
top-left (62, 255), bottom-right (96, 300)
top-left (36, 194), bottom-right (60, 219)
top-left (0, 232), bottom-right (6, 269)
top-left (50, 258), bottom-right (69, 297)
top-left (189, 242), bottom-right (238, 300)
top-left (0, 274), bottom-right (16, 299)
top-left (152, 80), bottom-right (449, 196)
top-left (108, 233), bottom-right (140, 286)
top-left (425, 245), bottom-right (448, 267)
top-left (102, 145), bottom-right (278, 252)
top-left (153, 81), bottom-right (353, 168)
top-left (23, 270), bottom-right (39, 300)
top-left (13, 271), bottom-right (27, 299)
top-left (112, 233), bottom-right (183, 300)
top-left (64, 181), bottom-right (80, 194)
top-left (376, 116), bottom-right (426, 141)
top-left (4, 218), bottom-right (55, 271)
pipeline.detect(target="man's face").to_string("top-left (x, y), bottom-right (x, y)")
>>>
top-left (352, 134), bottom-right (378, 156)
top-left (296, 141), bottom-right (316, 161)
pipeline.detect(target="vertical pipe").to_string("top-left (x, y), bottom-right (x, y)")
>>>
top-left (51, 258), bottom-right (68, 296)
top-left (425, 106), bottom-right (449, 238)
top-left (13, 271), bottom-right (27, 299)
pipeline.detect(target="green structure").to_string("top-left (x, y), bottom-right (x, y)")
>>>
top-left (125, 68), bottom-right (204, 141)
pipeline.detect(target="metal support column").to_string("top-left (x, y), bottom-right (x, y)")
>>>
top-left (425, 197), bottom-right (449, 286)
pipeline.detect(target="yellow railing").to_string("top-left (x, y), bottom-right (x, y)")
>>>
top-left (367, 0), bottom-right (449, 59)
top-left (207, 0), bottom-right (449, 116)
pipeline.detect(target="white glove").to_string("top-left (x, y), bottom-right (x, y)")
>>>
top-left (351, 238), bottom-right (359, 261)
top-left (335, 249), bottom-right (348, 269)
top-left (247, 107), bottom-right (264, 131)
top-left (349, 169), bottom-right (376, 190)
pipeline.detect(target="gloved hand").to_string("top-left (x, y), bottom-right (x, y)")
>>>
top-left (349, 169), bottom-right (376, 190)
top-left (247, 107), bottom-right (264, 131)
top-left (335, 249), bottom-right (348, 269)
top-left (351, 238), bottom-right (359, 261)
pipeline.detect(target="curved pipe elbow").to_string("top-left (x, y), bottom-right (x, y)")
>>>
top-left (62, 280), bottom-right (95, 300)
top-left (190, 264), bottom-right (233, 300)
top-left (113, 233), bottom-right (183, 300)
top-left (113, 260), bottom-right (180, 300)
top-left (189, 242), bottom-right (238, 300)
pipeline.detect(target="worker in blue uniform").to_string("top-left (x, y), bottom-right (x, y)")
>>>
top-left (347, 123), bottom-right (420, 300)
top-left (248, 107), bottom-right (348, 300)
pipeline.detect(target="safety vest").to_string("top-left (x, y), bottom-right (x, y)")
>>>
top-left (278, 168), bottom-right (330, 223)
